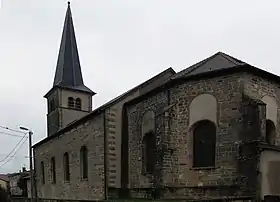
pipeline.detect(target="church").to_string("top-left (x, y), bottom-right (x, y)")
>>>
top-left (32, 3), bottom-right (280, 201)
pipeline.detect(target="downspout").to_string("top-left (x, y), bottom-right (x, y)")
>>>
top-left (103, 111), bottom-right (108, 200)
top-left (32, 148), bottom-right (38, 201)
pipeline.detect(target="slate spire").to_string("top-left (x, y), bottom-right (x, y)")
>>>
top-left (52, 2), bottom-right (94, 95)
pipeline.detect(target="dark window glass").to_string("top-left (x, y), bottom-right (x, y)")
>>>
top-left (80, 146), bottom-right (88, 179)
top-left (266, 119), bottom-right (276, 145)
top-left (63, 152), bottom-right (70, 181)
top-left (193, 120), bottom-right (216, 168)
top-left (142, 132), bottom-right (156, 174)
top-left (41, 161), bottom-right (45, 184)
top-left (51, 157), bottom-right (56, 183)
top-left (68, 97), bottom-right (74, 108)
top-left (75, 98), bottom-right (81, 110)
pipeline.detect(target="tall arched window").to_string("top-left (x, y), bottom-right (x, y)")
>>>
top-left (50, 157), bottom-right (56, 184)
top-left (193, 120), bottom-right (216, 168)
top-left (80, 146), bottom-right (88, 179)
top-left (63, 152), bottom-right (70, 181)
top-left (142, 132), bottom-right (156, 174)
top-left (68, 97), bottom-right (74, 108)
top-left (75, 98), bottom-right (82, 110)
top-left (41, 161), bottom-right (45, 184)
top-left (266, 119), bottom-right (276, 145)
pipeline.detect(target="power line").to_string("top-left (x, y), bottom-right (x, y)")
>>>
top-left (0, 137), bottom-right (29, 168)
top-left (0, 131), bottom-right (25, 138)
top-left (0, 134), bottom-right (28, 163)
top-left (0, 125), bottom-right (26, 134)
top-left (0, 125), bottom-right (30, 169)
top-left (0, 154), bottom-right (29, 158)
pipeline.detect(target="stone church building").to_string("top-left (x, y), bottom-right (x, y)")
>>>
top-left (33, 3), bottom-right (280, 201)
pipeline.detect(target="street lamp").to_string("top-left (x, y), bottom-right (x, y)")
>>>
top-left (19, 126), bottom-right (34, 202)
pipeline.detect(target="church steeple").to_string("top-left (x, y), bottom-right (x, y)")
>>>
top-left (45, 2), bottom-right (95, 136)
top-left (48, 2), bottom-right (95, 96)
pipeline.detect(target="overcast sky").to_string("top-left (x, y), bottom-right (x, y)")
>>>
top-left (0, 0), bottom-right (280, 173)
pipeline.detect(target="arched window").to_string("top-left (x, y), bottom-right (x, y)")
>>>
top-left (193, 120), bottom-right (216, 168)
top-left (50, 157), bottom-right (56, 183)
top-left (266, 119), bottom-right (276, 145)
top-left (41, 161), bottom-right (45, 184)
top-left (63, 152), bottom-right (70, 181)
top-left (75, 98), bottom-right (82, 110)
top-left (68, 97), bottom-right (74, 108)
top-left (142, 132), bottom-right (156, 174)
top-left (80, 146), bottom-right (88, 179)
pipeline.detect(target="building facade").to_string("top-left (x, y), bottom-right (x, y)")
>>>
top-left (0, 174), bottom-right (9, 191)
top-left (8, 168), bottom-right (30, 197)
top-left (33, 3), bottom-right (280, 201)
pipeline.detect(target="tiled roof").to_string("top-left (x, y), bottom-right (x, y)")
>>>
top-left (0, 174), bottom-right (9, 182)
top-left (171, 52), bottom-right (247, 80)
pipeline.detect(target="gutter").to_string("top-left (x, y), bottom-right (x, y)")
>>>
top-left (103, 111), bottom-right (108, 200)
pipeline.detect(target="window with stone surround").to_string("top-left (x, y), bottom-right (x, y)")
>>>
top-left (63, 152), bottom-right (70, 182)
top-left (50, 157), bottom-right (56, 184)
top-left (41, 161), bottom-right (45, 184)
top-left (142, 132), bottom-right (156, 174)
top-left (192, 120), bottom-right (216, 168)
top-left (75, 98), bottom-right (82, 110)
top-left (68, 97), bottom-right (74, 108)
top-left (266, 119), bottom-right (276, 145)
top-left (80, 146), bottom-right (88, 180)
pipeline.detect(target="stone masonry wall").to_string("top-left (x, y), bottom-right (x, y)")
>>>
top-left (105, 107), bottom-right (118, 188)
top-left (243, 72), bottom-right (280, 199)
top-left (127, 91), bottom-right (168, 190)
top-left (127, 73), bottom-right (250, 200)
top-left (244, 73), bottom-right (280, 145)
top-left (104, 93), bottom-right (140, 191)
top-left (34, 113), bottom-right (105, 201)
top-left (103, 69), bottom-right (175, 191)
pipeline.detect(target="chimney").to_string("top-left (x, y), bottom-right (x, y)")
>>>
top-left (22, 167), bottom-right (26, 172)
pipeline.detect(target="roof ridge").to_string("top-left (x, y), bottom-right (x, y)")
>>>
top-left (218, 52), bottom-right (246, 65)
top-left (172, 52), bottom-right (220, 79)
top-left (187, 52), bottom-right (220, 74)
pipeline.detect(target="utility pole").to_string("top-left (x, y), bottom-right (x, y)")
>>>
top-left (20, 127), bottom-right (34, 202)
top-left (28, 130), bottom-right (34, 202)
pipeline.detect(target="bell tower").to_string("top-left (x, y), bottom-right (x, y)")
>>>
top-left (44, 2), bottom-right (96, 136)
